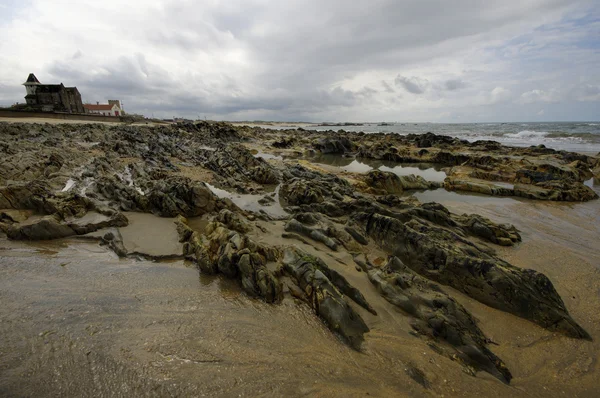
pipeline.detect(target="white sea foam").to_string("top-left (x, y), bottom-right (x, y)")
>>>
top-left (504, 130), bottom-right (549, 139)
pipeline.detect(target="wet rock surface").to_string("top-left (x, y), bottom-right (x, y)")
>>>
top-left (1, 120), bottom-right (598, 394)
top-left (369, 257), bottom-right (512, 383)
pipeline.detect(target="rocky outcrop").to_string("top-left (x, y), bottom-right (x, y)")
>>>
top-left (206, 144), bottom-right (279, 187)
top-left (94, 176), bottom-right (222, 217)
top-left (282, 247), bottom-right (371, 349)
top-left (513, 181), bottom-right (598, 202)
top-left (364, 170), bottom-right (441, 194)
top-left (313, 137), bottom-right (354, 154)
top-left (445, 178), bottom-right (514, 197)
top-left (354, 210), bottom-right (590, 339)
top-left (6, 209), bottom-right (127, 240)
top-left (370, 257), bottom-right (512, 383)
top-left (279, 178), bottom-right (324, 206)
top-left (175, 216), bottom-right (282, 303)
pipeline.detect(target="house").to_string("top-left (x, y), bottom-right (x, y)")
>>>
top-left (83, 100), bottom-right (124, 117)
top-left (22, 73), bottom-right (85, 113)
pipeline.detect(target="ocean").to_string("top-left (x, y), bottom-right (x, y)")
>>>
top-left (299, 122), bottom-right (600, 153)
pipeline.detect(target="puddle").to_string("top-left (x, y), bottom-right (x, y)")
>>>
top-left (254, 152), bottom-right (283, 161)
top-left (341, 160), bottom-right (373, 173)
top-left (206, 183), bottom-right (287, 218)
top-left (187, 216), bottom-right (211, 233)
top-left (378, 164), bottom-right (447, 183)
top-left (309, 154), bottom-right (447, 182)
top-left (120, 212), bottom-right (183, 258)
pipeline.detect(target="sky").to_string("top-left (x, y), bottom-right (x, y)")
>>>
top-left (0, 0), bottom-right (598, 122)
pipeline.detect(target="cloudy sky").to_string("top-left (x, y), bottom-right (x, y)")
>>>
top-left (0, 0), bottom-right (598, 122)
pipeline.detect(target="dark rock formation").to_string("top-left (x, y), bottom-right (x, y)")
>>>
top-left (364, 170), bottom-right (441, 194)
top-left (353, 210), bottom-right (590, 339)
top-left (282, 247), bottom-right (371, 349)
top-left (370, 257), bottom-right (512, 383)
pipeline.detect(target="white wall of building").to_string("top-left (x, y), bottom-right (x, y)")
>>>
top-left (86, 104), bottom-right (122, 116)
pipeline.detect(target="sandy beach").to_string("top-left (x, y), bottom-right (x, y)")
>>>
top-left (1, 120), bottom-right (599, 397)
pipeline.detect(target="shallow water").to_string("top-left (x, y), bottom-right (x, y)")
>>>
top-left (310, 154), bottom-right (447, 182)
top-left (254, 152), bottom-right (283, 161)
top-left (206, 183), bottom-right (288, 218)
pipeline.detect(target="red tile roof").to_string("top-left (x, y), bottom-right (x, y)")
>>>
top-left (84, 104), bottom-right (114, 111)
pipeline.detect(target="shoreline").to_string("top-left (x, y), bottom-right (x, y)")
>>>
top-left (1, 120), bottom-right (599, 396)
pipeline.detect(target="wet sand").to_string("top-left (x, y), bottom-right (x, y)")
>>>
top-left (1, 192), bottom-right (600, 397)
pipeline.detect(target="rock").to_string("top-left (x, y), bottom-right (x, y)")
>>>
top-left (0, 181), bottom-right (56, 213)
top-left (7, 215), bottom-right (75, 240)
top-left (272, 137), bottom-right (295, 148)
top-left (214, 209), bottom-right (252, 233)
top-left (353, 210), bottom-right (590, 339)
top-left (206, 144), bottom-right (279, 186)
top-left (444, 178), bottom-right (514, 197)
top-left (284, 219), bottom-right (338, 250)
top-left (7, 210), bottom-right (128, 241)
top-left (370, 257), bottom-right (512, 383)
top-left (282, 247), bottom-right (371, 349)
top-left (313, 137), bottom-right (354, 154)
top-left (364, 170), bottom-right (441, 194)
top-left (513, 181), bottom-right (598, 202)
top-left (280, 178), bottom-right (324, 206)
top-left (175, 217), bottom-right (282, 303)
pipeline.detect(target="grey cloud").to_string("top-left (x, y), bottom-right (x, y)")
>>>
top-left (445, 79), bottom-right (467, 91)
top-left (381, 80), bottom-right (395, 93)
top-left (395, 75), bottom-right (428, 94)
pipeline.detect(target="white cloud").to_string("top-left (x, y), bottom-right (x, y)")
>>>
top-left (518, 89), bottom-right (561, 104)
top-left (490, 87), bottom-right (512, 104)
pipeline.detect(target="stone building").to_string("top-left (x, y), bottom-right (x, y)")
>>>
top-left (22, 73), bottom-right (85, 113)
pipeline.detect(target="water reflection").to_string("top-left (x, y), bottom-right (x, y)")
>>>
top-left (205, 183), bottom-right (288, 218)
top-left (309, 154), bottom-right (447, 182)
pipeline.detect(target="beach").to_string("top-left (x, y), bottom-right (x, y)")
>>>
top-left (1, 119), bottom-right (599, 397)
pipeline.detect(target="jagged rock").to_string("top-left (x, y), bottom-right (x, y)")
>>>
top-left (6, 209), bottom-right (127, 240)
top-left (280, 178), bottom-right (324, 206)
top-left (284, 219), bottom-right (338, 250)
top-left (313, 137), bottom-right (354, 154)
top-left (175, 217), bottom-right (281, 303)
top-left (455, 213), bottom-right (521, 246)
top-left (353, 210), bottom-right (590, 339)
top-left (0, 181), bottom-right (56, 212)
top-left (513, 181), bottom-right (598, 202)
top-left (282, 247), bottom-right (372, 349)
top-left (206, 144), bottom-right (279, 186)
top-left (364, 170), bottom-right (441, 194)
top-left (272, 137), bottom-right (295, 148)
top-left (94, 176), bottom-right (222, 217)
top-left (370, 257), bottom-right (512, 383)
top-left (214, 209), bottom-right (252, 233)
top-left (445, 178), bottom-right (514, 197)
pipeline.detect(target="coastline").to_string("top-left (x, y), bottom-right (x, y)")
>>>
top-left (1, 119), bottom-right (599, 396)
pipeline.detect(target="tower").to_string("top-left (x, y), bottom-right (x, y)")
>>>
top-left (23, 73), bottom-right (41, 96)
